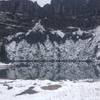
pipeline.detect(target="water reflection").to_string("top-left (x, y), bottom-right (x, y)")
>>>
top-left (7, 60), bottom-right (98, 80)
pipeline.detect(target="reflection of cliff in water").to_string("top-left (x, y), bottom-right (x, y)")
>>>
top-left (4, 26), bottom-right (100, 80)
top-left (5, 60), bottom-right (97, 80)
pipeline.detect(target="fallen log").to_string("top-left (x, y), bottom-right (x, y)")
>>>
top-left (0, 62), bottom-right (13, 70)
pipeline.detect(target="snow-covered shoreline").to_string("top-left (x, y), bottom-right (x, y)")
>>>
top-left (0, 79), bottom-right (100, 100)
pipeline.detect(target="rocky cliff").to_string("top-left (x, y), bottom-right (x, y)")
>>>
top-left (0, 0), bottom-right (100, 80)
top-left (4, 23), bottom-right (100, 80)
top-left (0, 0), bottom-right (100, 31)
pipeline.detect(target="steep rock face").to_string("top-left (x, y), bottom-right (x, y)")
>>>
top-left (0, 0), bottom-right (100, 30)
top-left (0, 0), bottom-right (41, 17)
top-left (4, 22), bottom-right (100, 80)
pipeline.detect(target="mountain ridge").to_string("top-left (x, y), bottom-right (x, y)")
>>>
top-left (0, 0), bottom-right (100, 30)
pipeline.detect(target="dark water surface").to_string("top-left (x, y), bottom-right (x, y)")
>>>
top-left (3, 59), bottom-right (98, 80)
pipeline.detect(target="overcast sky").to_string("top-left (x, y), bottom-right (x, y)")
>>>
top-left (31, 0), bottom-right (51, 7)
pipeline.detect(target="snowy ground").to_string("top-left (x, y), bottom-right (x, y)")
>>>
top-left (0, 79), bottom-right (100, 100)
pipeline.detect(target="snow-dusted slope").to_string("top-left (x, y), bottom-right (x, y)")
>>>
top-left (0, 79), bottom-right (100, 100)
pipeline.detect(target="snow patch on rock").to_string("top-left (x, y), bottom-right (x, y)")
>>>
top-left (15, 32), bottom-right (24, 38)
top-left (96, 52), bottom-right (100, 58)
top-left (77, 28), bottom-right (83, 36)
top-left (51, 30), bottom-right (65, 38)
top-left (32, 21), bottom-right (45, 33)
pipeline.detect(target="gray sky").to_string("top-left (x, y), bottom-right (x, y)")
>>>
top-left (31, 0), bottom-right (51, 7)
